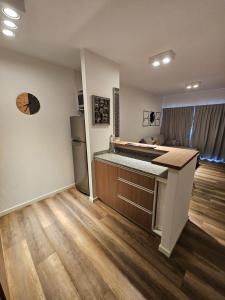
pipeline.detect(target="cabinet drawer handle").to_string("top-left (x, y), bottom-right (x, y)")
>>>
top-left (118, 177), bottom-right (154, 193)
top-left (118, 194), bottom-right (152, 215)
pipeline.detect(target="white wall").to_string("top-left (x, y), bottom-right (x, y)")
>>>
top-left (0, 48), bottom-right (77, 214)
top-left (159, 157), bottom-right (197, 257)
top-left (81, 50), bottom-right (120, 199)
top-left (120, 84), bottom-right (162, 142)
top-left (74, 70), bottom-right (83, 92)
top-left (162, 88), bottom-right (225, 108)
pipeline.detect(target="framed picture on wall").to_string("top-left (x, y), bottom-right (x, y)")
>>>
top-left (142, 110), bottom-right (161, 126)
top-left (155, 112), bottom-right (161, 126)
top-left (143, 110), bottom-right (150, 127)
top-left (92, 95), bottom-right (110, 125)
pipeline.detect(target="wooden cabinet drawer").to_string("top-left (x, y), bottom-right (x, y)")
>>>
top-left (95, 159), bottom-right (154, 233)
top-left (118, 167), bottom-right (155, 191)
top-left (118, 179), bottom-right (153, 211)
top-left (115, 195), bottom-right (152, 232)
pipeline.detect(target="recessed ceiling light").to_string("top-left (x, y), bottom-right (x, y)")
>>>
top-left (2, 7), bottom-right (20, 19)
top-left (162, 56), bottom-right (171, 64)
top-left (152, 60), bottom-right (160, 67)
top-left (186, 85), bottom-right (192, 89)
top-left (2, 28), bottom-right (15, 37)
top-left (2, 19), bottom-right (17, 29)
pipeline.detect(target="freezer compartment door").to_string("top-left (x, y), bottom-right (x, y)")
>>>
top-left (70, 116), bottom-right (86, 142)
top-left (72, 141), bottom-right (89, 195)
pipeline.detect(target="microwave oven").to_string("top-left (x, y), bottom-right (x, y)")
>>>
top-left (78, 90), bottom-right (84, 111)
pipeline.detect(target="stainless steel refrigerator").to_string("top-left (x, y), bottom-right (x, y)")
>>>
top-left (70, 116), bottom-right (89, 195)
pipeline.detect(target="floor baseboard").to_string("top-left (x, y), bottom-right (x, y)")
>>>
top-left (89, 196), bottom-right (98, 202)
top-left (158, 244), bottom-right (171, 257)
top-left (158, 217), bottom-right (189, 257)
top-left (0, 183), bottom-right (75, 218)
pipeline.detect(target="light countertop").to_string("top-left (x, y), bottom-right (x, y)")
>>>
top-left (95, 152), bottom-right (168, 177)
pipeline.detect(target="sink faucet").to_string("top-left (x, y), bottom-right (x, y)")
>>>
top-left (109, 134), bottom-right (115, 153)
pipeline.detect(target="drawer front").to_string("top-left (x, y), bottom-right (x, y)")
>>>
top-left (115, 195), bottom-right (152, 232)
top-left (118, 167), bottom-right (155, 191)
top-left (118, 179), bottom-right (153, 211)
top-left (95, 160), bottom-right (118, 207)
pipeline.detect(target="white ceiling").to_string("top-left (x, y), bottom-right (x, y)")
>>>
top-left (1, 0), bottom-right (225, 96)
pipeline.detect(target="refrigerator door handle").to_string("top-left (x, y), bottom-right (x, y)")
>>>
top-left (73, 138), bottom-right (82, 143)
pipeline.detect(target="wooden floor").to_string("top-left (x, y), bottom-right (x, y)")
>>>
top-left (0, 162), bottom-right (225, 300)
top-left (190, 161), bottom-right (225, 247)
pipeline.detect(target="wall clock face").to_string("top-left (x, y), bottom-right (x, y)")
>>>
top-left (16, 93), bottom-right (40, 115)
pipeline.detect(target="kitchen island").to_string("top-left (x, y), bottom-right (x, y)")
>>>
top-left (94, 141), bottom-right (199, 257)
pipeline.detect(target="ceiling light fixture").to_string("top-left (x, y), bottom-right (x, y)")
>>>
top-left (2, 7), bottom-right (20, 19)
top-left (193, 83), bottom-right (199, 89)
top-left (152, 60), bottom-right (160, 67)
top-left (149, 50), bottom-right (175, 69)
top-left (2, 19), bottom-right (17, 29)
top-left (162, 56), bottom-right (171, 65)
top-left (2, 28), bottom-right (15, 37)
top-left (185, 81), bottom-right (201, 90)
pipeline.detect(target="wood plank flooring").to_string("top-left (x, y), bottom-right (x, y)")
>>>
top-left (190, 161), bottom-right (225, 247)
top-left (0, 162), bottom-right (225, 299)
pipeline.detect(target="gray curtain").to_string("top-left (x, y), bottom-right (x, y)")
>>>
top-left (191, 104), bottom-right (225, 160)
top-left (161, 107), bottom-right (194, 147)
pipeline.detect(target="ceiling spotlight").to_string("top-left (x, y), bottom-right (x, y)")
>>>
top-left (2, 7), bottom-right (20, 19)
top-left (149, 50), bottom-right (175, 68)
top-left (185, 81), bottom-right (201, 90)
top-left (2, 20), bottom-right (17, 29)
top-left (162, 56), bottom-right (171, 64)
top-left (152, 60), bottom-right (160, 67)
top-left (193, 83), bottom-right (199, 89)
top-left (2, 28), bottom-right (15, 37)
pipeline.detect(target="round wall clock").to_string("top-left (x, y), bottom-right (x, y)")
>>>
top-left (16, 93), bottom-right (40, 115)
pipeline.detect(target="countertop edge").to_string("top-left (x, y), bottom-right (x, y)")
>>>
top-left (151, 152), bottom-right (199, 170)
top-left (94, 155), bottom-right (168, 177)
top-left (112, 141), bottom-right (199, 170)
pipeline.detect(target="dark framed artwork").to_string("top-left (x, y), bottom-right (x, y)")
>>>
top-left (92, 95), bottom-right (110, 125)
top-left (143, 110), bottom-right (161, 127)
top-left (113, 87), bottom-right (120, 137)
